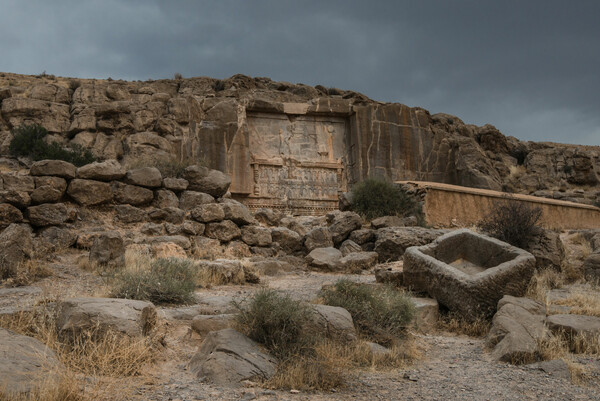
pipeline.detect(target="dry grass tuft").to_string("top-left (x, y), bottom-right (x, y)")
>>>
top-left (196, 263), bottom-right (246, 287)
top-left (526, 268), bottom-right (566, 303)
top-left (1, 259), bottom-right (52, 287)
top-left (0, 373), bottom-right (83, 401)
top-left (438, 313), bottom-right (491, 337)
top-left (553, 291), bottom-right (600, 318)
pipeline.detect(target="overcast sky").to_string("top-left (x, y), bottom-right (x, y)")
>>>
top-left (1, 0), bottom-right (598, 145)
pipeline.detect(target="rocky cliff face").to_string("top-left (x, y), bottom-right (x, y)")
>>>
top-left (0, 71), bottom-right (598, 212)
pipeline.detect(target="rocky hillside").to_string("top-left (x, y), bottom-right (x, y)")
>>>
top-left (0, 71), bottom-right (598, 207)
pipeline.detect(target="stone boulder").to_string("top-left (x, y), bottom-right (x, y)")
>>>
top-left (196, 259), bottom-right (245, 284)
top-left (306, 247), bottom-right (343, 271)
top-left (241, 225), bottom-right (272, 246)
top-left (163, 177), bottom-right (189, 192)
top-left (339, 251), bottom-right (379, 272)
top-left (349, 228), bottom-right (376, 245)
top-left (205, 220), bottom-right (241, 242)
top-left (30, 185), bottom-right (63, 204)
top-left (328, 211), bottom-right (362, 245)
top-left (0, 328), bottom-right (61, 396)
top-left (36, 227), bottom-right (77, 253)
top-left (583, 251), bottom-right (600, 282)
top-left (371, 215), bottom-right (406, 229)
top-left (486, 296), bottom-right (547, 363)
top-left (89, 231), bottom-right (125, 267)
top-left (114, 204), bottom-right (147, 223)
top-left (339, 239), bottom-right (362, 256)
top-left (375, 262), bottom-right (404, 286)
top-left (67, 179), bottom-right (113, 205)
top-left (76, 159), bottom-right (126, 181)
top-left (189, 329), bottom-right (276, 386)
top-left (125, 167), bottom-right (162, 188)
top-left (191, 314), bottom-right (235, 335)
top-left (404, 229), bottom-right (536, 318)
top-left (0, 203), bottom-right (23, 227)
top-left (281, 215), bottom-right (327, 236)
top-left (184, 165), bottom-right (231, 197)
top-left (149, 235), bottom-right (191, 250)
top-left (546, 314), bottom-right (600, 340)
top-left (0, 174), bottom-right (35, 192)
top-left (57, 297), bottom-right (157, 339)
top-left (191, 203), bottom-right (225, 223)
top-left (525, 228), bottom-right (565, 271)
top-left (271, 227), bottom-right (303, 254)
top-left (304, 227), bottom-right (333, 252)
top-left (182, 220), bottom-right (205, 236)
top-left (308, 304), bottom-right (357, 342)
top-left (221, 201), bottom-right (257, 226)
top-left (27, 203), bottom-right (71, 227)
top-left (112, 182), bottom-right (154, 206)
top-left (179, 190), bottom-right (215, 210)
top-left (374, 226), bottom-right (444, 262)
top-left (254, 208), bottom-right (282, 226)
top-left (153, 189), bottom-right (179, 208)
top-left (0, 224), bottom-right (34, 279)
top-left (0, 190), bottom-right (31, 208)
top-left (148, 207), bottom-right (185, 224)
top-left (30, 159), bottom-right (76, 179)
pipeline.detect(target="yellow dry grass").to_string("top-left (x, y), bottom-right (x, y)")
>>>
top-left (526, 268), bottom-right (566, 303)
top-left (438, 314), bottom-right (491, 337)
top-left (2, 259), bottom-right (53, 287)
top-left (553, 291), bottom-right (600, 318)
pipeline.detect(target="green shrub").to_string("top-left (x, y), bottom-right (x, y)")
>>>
top-left (477, 199), bottom-right (542, 248)
top-left (350, 178), bottom-right (419, 220)
top-left (9, 124), bottom-right (96, 166)
top-left (320, 280), bottom-right (415, 345)
top-left (110, 257), bottom-right (197, 305)
top-left (234, 289), bottom-right (313, 359)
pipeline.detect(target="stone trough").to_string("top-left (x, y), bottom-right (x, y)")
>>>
top-left (403, 229), bottom-right (536, 319)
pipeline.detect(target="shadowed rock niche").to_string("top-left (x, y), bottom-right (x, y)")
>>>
top-left (403, 229), bottom-right (536, 319)
top-left (241, 110), bottom-right (348, 215)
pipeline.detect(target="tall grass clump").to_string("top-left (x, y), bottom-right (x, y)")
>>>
top-left (350, 178), bottom-right (419, 220)
top-left (477, 199), bottom-right (542, 248)
top-left (320, 280), bottom-right (415, 345)
top-left (110, 257), bottom-right (197, 305)
top-left (9, 124), bottom-right (96, 166)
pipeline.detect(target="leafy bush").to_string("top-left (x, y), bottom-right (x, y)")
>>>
top-left (477, 199), bottom-right (542, 248)
top-left (9, 124), bottom-right (96, 166)
top-left (234, 289), bottom-right (313, 358)
top-left (110, 257), bottom-right (197, 305)
top-left (320, 280), bottom-right (415, 345)
top-left (350, 178), bottom-right (419, 220)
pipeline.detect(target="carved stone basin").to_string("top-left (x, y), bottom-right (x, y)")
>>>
top-left (403, 229), bottom-right (536, 319)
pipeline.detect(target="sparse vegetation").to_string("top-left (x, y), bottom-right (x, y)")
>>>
top-left (110, 257), bottom-right (197, 305)
top-left (526, 268), bottom-right (565, 303)
top-left (350, 178), bottom-right (420, 220)
top-left (477, 199), bottom-right (542, 248)
top-left (0, 259), bottom-right (52, 287)
top-left (438, 312), bottom-right (491, 337)
top-left (173, 72), bottom-right (183, 80)
top-left (9, 124), bottom-right (96, 166)
top-left (320, 280), bottom-right (415, 346)
top-left (213, 80), bottom-right (226, 92)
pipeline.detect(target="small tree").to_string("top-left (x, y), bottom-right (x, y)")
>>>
top-left (477, 199), bottom-right (542, 248)
top-left (350, 177), bottom-right (419, 220)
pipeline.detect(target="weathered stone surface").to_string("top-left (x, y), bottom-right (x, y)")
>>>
top-left (125, 167), bottom-right (162, 188)
top-left (526, 359), bottom-right (571, 380)
top-left (349, 228), bottom-right (376, 245)
top-left (113, 182), bottom-right (154, 206)
top-left (182, 220), bottom-right (205, 236)
top-left (329, 211), bottom-right (362, 245)
top-left (191, 236), bottom-right (225, 260)
top-left (221, 201), bottom-right (257, 225)
top-left (281, 215), bottom-right (327, 237)
top-left (191, 314), bottom-right (235, 335)
top-left (141, 222), bottom-right (165, 235)
top-left (189, 329), bottom-right (276, 386)
top-left (375, 262), bottom-right (404, 286)
top-left (271, 227), bottom-right (303, 253)
top-left (486, 296), bottom-right (546, 363)
top-left (0, 224), bottom-right (34, 278)
top-left (34, 176), bottom-right (67, 191)
top-left (371, 215), bottom-right (406, 229)
top-left (77, 159), bottom-right (126, 181)
top-left (89, 231), bottom-right (125, 267)
top-left (114, 204), bottom-right (147, 223)
top-left (57, 297), bottom-right (157, 338)
top-left (205, 220), bottom-right (241, 242)
top-left (340, 239), bottom-right (362, 256)
top-left (241, 225), bottom-right (272, 246)
top-left (36, 226), bottom-right (77, 252)
top-left (179, 190), bottom-right (215, 210)
top-left (546, 314), bottom-right (600, 338)
top-left (304, 227), bottom-right (333, 251)
top-left (30, 185), bottom-right (63, 204)
top-left (163, 177), bottom-right (189, 191)
top-left (308, 304), bottom-right (357, 342)
top-left (525, 228), bottom-right (565, 271)
top-left (404, 229), bottom-right (536, 318)
top-left (149, 235), bottom-right (191, 250)
top-left (0, 190), bottom-right (31, 207)
top-left (583, 252), bottom-right (600, 282)
top-left (375, 226), bottom-right (444, 262)
top-left (67, 179), bottom-right (113, 205)
top-left (191, 203), bottom-right (224, 223)
top-left (339, 251), bottom-right (378, 272)
top-left (412, 297), bottom-right (439, 334)
top-left (184, 165), bottom-right (231, 197)
top-left (0, 174), bottom-right (34, 192)
top-left (0, 328), bottom-right (61, 395)
top-left (153, 189), bottom-right (179, 208)
top-left (30, 159), bottom-right (76, 179)
top-left (0, 203), bottom-right (23, 227)
top-left (226, 240), bottom-right (253, 259)
top-left (253, 208), bottom-right (282, 227)
top-left (27, 203), bottom-right (70, 226)
top-left (196, 259), bottom-right (245, 283)
top-left (148, 207), bottom-right (185, 224)
top-left (306, 247), bottom-right (343, 271)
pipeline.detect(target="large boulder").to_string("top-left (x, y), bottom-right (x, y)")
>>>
top-left (67, 179), bottom-right (113, 205)
top-left (179, 191), bottom-right (215, 210)
top-left (525, 228), bottom-right (565, 271)
top-left (77, 159), bottom-right (126, 181)
top-left (304, 227), bottom-right (333, 252)
top-left (0, 173), bottom-right (35, 192)
top-left (148, 207), bottom-right (185, 224)
top-left (253, 208), bottom-right (282, 227)
top-left (112, 182), bottom-right (154, 206)
top-left (0, 224), bottom-right (34, 279)
top-left (184, 165), bottom-right (231, 197)
top-left (191, 203), bottom-right (224, 223)
top-left (153, 189), bottom-right (179, 208)
top-left (125, 167), bottom-right (162, 188)
top-left (221, 201), bottom-right (257, 226)
top-left (27, 203), bottom-right (71, 227)
top-left (0, 190), bottom-right (31, 208)
top-left (486, 296), bottom-right (547, 363)
top-left (374, 226), bottom-right (444, 262)
top-left (306, 247), bottom-right (343, 271)
top-left (328, 211), bottom-right (362, 245)
top-left (339, 251), bottom-right (379, 272)
top-left (339, 239), bottom-right (362, 256)
top-left (163, 177), bottom-right (189, 192)
top-left (241, 225), bottom-right (272, 247)
top-left (0, 328), bottom-right (61, 396)
top-left (89, 231), bottom-right (125, 267)
top-left (271, 227), bottom-right (303, 254)
top-left (57, 297), bottom-right (157, 339)
top-left (205, 220), bottom-right (241, 242)
top-left (583, 251), bottom-right (600, 282)
top-left (29, 159), bottom-right (76, 179)
top-left (546, 314), bottom-right (600, 339)
top-left (114, 204), bottom-right (147, 223)
top-left (30, 185), bottom-right (64, 204)
top-left (404, 229), bottom-right (536, 319)
top-left (189, 329), bottom-right (276, 386)
top-left (308, 304), bottom-right (357, 342)
top-left (36, 226), bottom-right (77, 253)
top-left (0, 203), bottom-right (23, 227)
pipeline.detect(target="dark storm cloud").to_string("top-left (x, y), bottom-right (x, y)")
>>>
top-left (1, 0), bottom-right (598, 145)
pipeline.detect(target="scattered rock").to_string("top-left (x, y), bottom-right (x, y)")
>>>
top-left (546, 314), bottom-right (600, 339)
top-left (77, 159), bottom-right (125, 181)
top-left (125, 167), bottom-right (162, 188)
top-left (67, 179), bottom-right (113, 205)
top-left (184, 165), bottom-right (231, 197)
top-left (328, 211), bottom-right (362, 245)
top-left (339, 251), bottom-right (378, 272)
top-left (27, 203), bottom-right (71, 227)
top-left (349, 228), bottom-right (375, 245)
top-left (241, 225), bottom-right (272, 246)
top-left (306, 247), bottom-right (343, 271)
top-left (205, 220), bottom-right (241, 242)
top-left (583, 251), bottom-right (600, 282)
top-left (308, 304), bottom-right (358, 342)
top-left (89, 231), bottom-right (125, 267)
top-left (304, 227), bottom-right (333, 252)
top-left (374, 226), bottom-right (444, 262)
top-left (271, 227), bottom-right (303, 254)
top-left (525, 228), bottom-right (565, 271)
top-left (191, 314), bottom-right (235, 335)
top-left (0, 224), bottom-right (34, 278)
top-left (191, 203), bottom-right (225, 223)
top-left (339, 239), bottom-right (362, 256)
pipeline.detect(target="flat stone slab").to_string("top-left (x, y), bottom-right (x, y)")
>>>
top-left (404, 229), bottom-right (536, 318)
top-left (546, 314), bottom-right (600, 337)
